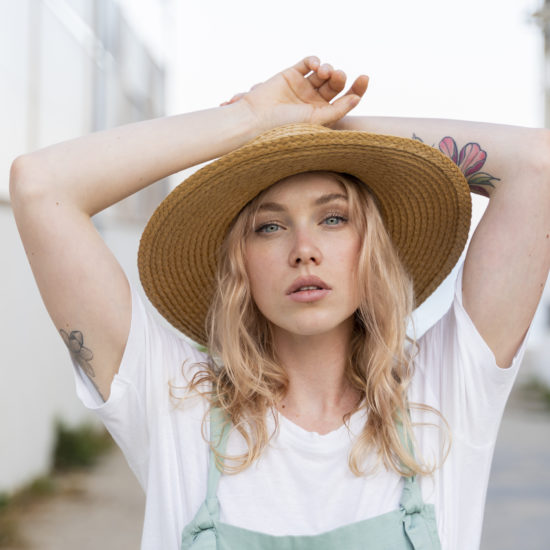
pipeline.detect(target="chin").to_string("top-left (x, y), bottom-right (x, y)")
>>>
top-left (273, 314), bottom-right (355, 339)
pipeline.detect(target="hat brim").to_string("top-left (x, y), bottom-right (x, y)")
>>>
top-left (138, 124), bottom-right (471, 345)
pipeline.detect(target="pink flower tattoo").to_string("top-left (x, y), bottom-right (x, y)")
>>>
top-left (413, 134), bottom-right (500, 197)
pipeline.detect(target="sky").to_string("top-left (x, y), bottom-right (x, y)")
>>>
top-left (117, 0), bottom-right (546, 334)
top-left (172, 0), bottom-right (543, 125)
top-left (119, 0), bottom-right (543, 124)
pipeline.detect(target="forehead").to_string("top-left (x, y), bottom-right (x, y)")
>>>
top-left (258, 172), bottom-right (347, 204)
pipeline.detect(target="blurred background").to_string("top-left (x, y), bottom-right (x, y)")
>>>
top-left (1, 0), bottom-right (550, 548)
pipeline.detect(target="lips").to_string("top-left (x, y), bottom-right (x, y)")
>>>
top-left (286, 276), bottom-right (331, 295)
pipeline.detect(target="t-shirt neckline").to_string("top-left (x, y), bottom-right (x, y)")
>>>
top-left (272, 407), bottom-right (367, 454)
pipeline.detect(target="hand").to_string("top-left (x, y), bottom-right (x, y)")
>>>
top-left (220, 56), bottom-right (369, 132)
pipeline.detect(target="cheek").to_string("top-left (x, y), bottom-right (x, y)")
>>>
top-left (336, 237), bottom-right (361, 271)
top-left (244, 244), bottom-right (281, 304)
top-left (338, 239), bottom-right (362, 300)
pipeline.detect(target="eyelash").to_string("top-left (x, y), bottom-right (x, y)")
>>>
top-left (255, 212), bottom-right (348, 233)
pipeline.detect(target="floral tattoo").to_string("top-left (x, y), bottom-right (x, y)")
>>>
top-left (60, 329), bottom-right (95, 378)
top-left (413, 134), bottom-right (500, 197)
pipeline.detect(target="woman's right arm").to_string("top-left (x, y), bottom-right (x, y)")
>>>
top-left (9, 56), bottom-right (368, 401)
top-left (9, 105), bottom-right (261, 402)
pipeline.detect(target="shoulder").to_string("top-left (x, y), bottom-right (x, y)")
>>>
top-left (126, 283), bottom-right (209, 377)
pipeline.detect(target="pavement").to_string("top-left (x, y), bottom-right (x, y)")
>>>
top-left (480, 371), bottom-right (550, 550)
top-left (7, 366), bottom-right (550, 550)
top-left (8, 446), bottom-right (144, 550)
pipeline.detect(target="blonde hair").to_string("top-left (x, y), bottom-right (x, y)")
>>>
top-left (185, 171), bottom-right (448, 477)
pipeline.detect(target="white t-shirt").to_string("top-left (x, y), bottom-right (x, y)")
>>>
top-left (72, 264), bottom-right (530, 550)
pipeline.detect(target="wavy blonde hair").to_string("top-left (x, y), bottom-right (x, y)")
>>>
top-left (185, 171), bottom-right (448, 477)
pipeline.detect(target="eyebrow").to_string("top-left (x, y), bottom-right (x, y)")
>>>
top-left (257, 193), bottom-right (348, 213)
top-left (314, 193), bottom-right (348, 206)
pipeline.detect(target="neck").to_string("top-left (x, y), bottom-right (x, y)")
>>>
top-left (272, 321), bottom-right (361, 434)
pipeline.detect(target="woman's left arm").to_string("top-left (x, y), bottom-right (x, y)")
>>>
top-left (336, 116), bottom-right (550, 368)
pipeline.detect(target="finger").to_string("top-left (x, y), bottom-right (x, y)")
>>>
top-left (341, 75), bottom-right (369, 100)
top-left (317, 69), bottom-right (347, 101)
top-left (317, 63), bottom-right (333, 80)
top-left (307, 71), bottom-right (326, 88)
top-left (315, 94), bottom-right (362, 126)
top-left (307, 63), bottom-right (334, 88)
top-left (291, 55), bottom-right (321, 76)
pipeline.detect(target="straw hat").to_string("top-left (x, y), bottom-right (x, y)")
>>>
top-left (138, 123), bottom-right (471, 345)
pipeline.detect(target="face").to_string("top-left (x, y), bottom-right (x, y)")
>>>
top-left (244, 172), bottom-right (362, 341)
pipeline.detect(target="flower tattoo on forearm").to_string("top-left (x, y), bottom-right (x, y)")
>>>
top-left (413, 133), bottom-right (500, 197)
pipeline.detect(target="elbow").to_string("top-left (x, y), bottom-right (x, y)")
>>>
top-left (10, 154), bottom-right (32, 202)
top-left (9, 154), bottom-right (49, 206)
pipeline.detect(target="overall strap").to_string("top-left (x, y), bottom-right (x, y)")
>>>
top-left (180, 408), bottom-right (231, 548)
top-left (206, 407), bottom-right (231, 501)
top-left (396, 413), bottom-right (424, 512)
top-left (397, 414), bottom-right (442, 549)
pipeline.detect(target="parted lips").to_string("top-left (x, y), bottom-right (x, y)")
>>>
top-left (138, 123), bottom-right (472, 346)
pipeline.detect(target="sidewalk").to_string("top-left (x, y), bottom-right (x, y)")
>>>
top-left (9, 370), bottom-right (550, 549)
top-left (481, 370), bottom-right (550, 550)
top-left (10, 446), bottom-right (144, 550)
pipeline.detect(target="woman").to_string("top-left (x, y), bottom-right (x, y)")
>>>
top-left (10, 56), bottom-right (550, 549)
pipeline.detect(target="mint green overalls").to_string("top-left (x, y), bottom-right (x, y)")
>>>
top-left (181, 409), bottom-right (442, 549)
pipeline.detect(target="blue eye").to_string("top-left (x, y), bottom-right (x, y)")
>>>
top-left (323, 215), bottom-right (346, 226)
top-left (257, 223), bottom-right (281, 233)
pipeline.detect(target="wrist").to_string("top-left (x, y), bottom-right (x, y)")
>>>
top-left (223, 100), bottom-right (266, 145)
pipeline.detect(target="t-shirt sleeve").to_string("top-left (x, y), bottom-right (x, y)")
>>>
top-left (71, 282), bottom-right (208, 487)
top-left (412, 263), bottom-right (533, 447)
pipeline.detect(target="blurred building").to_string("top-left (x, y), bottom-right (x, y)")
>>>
top-left (1, 0), bottom-right (169, 494)
top-left (530, 0), bottom-right (550, 388)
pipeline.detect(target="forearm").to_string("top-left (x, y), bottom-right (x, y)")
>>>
top-left (335, 116), bottom-right (549, 198)
top-left (10, 102), bottom-right (259, 215)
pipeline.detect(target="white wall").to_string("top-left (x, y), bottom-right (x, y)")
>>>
top-left (1, 204), bottom-right (95, 493)
top-left (0, 0), bottom-right (92, 494)
top-left (0, 0), bottom-right (33, 200)
top-left (0, 0), bottom-right (168, 494)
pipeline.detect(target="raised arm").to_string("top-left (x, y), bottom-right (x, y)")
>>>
top-left (336, 116), bottom-right (550, 368)
top-left (9, 56), bottom-right (368, 401)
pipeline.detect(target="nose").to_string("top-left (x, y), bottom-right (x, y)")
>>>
top-left (288, 230), bottom-right (323, 267)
